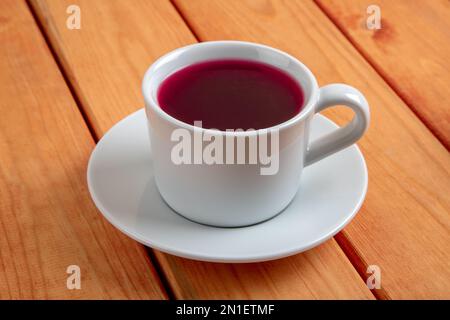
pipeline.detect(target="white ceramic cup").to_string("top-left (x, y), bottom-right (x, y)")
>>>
top-left (143, 41), bottom-right (369, 227)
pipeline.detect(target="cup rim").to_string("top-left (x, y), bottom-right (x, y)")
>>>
top-left (142, 40), bottom-right (319, 136)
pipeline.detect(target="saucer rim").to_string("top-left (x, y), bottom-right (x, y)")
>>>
top-left (87, 109), bottom-right (368, 263)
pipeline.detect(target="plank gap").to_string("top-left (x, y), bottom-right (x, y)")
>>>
top-left (25, 0), bottom-right (99, 142)
top-left (334, 233), bottom-right (388, 300)
top-left (169, 0), bottom-right (201, 42)
top-left (146, 248), bottom-right (177, 300)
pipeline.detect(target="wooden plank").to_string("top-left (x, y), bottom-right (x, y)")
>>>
top-left (172, 0), bottom-right (450, 299)
top-left (30, 0), bottom-right (374, 299)
top-left (0, 0), bottom-right (166, 299)
top-left (315, 0), bottom-right (450, 149)
top-left (157, 242), bottom-right (373, 299)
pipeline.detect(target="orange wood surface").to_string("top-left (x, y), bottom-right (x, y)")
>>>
top-left (172, 0), bottom-right (450, 299)
top-left (29, 0), bottom-right (374, 299)
top-left (316, 0), bottom-right (450, 149)
top-left (0, 0), bottom-right (166, 299)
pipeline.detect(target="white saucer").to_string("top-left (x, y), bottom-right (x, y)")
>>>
top-left (87, 109), bottom-right (367, 263)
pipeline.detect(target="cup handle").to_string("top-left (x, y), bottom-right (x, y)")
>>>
top-left (305, 84), bottom-right (370, 166)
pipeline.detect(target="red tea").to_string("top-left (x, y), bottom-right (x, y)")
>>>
top-left (157, 59), bottom-right (304, 130)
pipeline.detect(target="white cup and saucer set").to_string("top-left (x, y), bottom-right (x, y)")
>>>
top-left (87, 41), bottom-right (370, 263)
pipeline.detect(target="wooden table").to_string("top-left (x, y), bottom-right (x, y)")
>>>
top-left (1, 0), bottom-right (449, 299)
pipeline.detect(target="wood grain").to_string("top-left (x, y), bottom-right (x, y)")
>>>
top-left (315, 0), bottom-right (450, 149)
top-left (172, 0), bottom-right (450, 299)
top-left (30, 0), bottom-right (374, 299)
top-left (157, 242), bottom-right (373, 299)
top-left (0, 0), bottom-right (166, 299)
